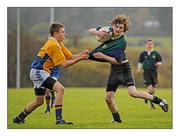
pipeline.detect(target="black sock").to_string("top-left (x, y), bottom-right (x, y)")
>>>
top-left (17, 108), bottom-right (30, 121)
top-left (152, 96), bottom-right (162, 104)
top-left (51, 96), bottom-right (55, 107)
top-left (45, 96), bottom-right (50, 110)
top-left (112, 112), bottom-right (122, 122)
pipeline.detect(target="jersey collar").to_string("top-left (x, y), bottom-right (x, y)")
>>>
top-left (111, 33), bottom-right (124, 40)
top-left (50, 37), bottom-right (62, 47)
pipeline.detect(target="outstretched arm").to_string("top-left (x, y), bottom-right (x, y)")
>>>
top-left (71, 49), bottom-right (89, 59)
top-left (88, 28), bottom-right (99, 36)
top-left (61, 53), bottom-right (89, 68)
top-left (136, 63), bottom-right (142, 73)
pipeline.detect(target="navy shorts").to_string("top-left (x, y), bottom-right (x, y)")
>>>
top-left (143, 70), bottom-right (158, 87)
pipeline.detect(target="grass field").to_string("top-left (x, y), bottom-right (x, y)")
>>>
top-left (8, 87), bottom-right (172, 129)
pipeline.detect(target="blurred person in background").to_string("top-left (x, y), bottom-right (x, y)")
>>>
top-left (137, 39), bottom-right (162, 109)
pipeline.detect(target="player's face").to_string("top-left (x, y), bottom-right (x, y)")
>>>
top-left (146, 41), bottom-right (154, 50)
top-left (55, 27), bottom-right (66, 41)
top-left (112, 23), bottom-right (124, 36)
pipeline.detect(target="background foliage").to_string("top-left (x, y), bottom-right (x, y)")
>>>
top-left (8, 7), bottom-right (172, 88)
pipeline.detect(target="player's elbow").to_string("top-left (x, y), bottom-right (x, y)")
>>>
top-left (112, 61), bottom-right (120, 65)
top-left (61, 63), bottom-right (69, 68)
top-left (88, 28), bottom-right (97, 35)
top-left (111, 59), bottom-right (120, 65)
top-left (61, 61), bottom-right (70, 68)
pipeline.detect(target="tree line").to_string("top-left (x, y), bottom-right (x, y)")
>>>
top-left (8, 31), bottom-right (172, 88)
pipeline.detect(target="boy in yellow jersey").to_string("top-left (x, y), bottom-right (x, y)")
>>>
top-left (13, 22), bottom-right (89, 125)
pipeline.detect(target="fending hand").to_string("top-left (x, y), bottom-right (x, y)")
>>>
top-left (80, 53), bottom-right (89, 60)
top-left (81, 49), bottom-right (90, 54)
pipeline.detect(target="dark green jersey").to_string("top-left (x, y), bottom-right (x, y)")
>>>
top-left (138, 50), bottom-right (162, 71)
top-left (89, 34), bottom-right (128, 63)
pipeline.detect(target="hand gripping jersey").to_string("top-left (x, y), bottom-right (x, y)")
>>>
top-left (89, 34), bottom-right (128, 63)
top-left (95, 26), bottom-right (113, 42)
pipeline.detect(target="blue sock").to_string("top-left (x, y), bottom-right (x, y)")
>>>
top-left (55, 105), bottom-right (63, 122)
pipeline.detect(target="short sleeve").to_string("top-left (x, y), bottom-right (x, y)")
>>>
top-left (46, 44), bottom-right (66, 66)
top-left (155, 52), bottom-right (162, 62)
top-left (61, 44), bottom-right (73, 59)
top-left (138, 52), bottom-right (144, 63)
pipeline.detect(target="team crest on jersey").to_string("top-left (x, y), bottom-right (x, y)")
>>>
top-left (152, 55), bottom-right (156, 59)
top-left (102, 44), bottom-right (107, 49)
top-left (145, 56), bottom-right (148, 59)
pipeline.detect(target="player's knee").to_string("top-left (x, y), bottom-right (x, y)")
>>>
top-left (36, 98), bottom-right (44, 106)
top-left (105, 95), bottom-right (114, 104)
top-left (128, 91), bottom-right (139, 98)
top-left (105, 97), bottom-right (111, 104)
top-left (148, 90), bottom-right (154, 94)
top-left (53, 82), bottom-right (64, 94)
top-left (46, 90), bottom-right (51, 96)
top-left (128, 86), bottom-right (139, 98)
top-left (147, 85), bottom-right (153, 92)
top-left (57, 86), bottom-right (64, 95)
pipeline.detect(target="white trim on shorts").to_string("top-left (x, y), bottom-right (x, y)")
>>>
top-left (51, 77), bottom-right (58, 81)
top-left (30, 68), bottom-right (50, 88)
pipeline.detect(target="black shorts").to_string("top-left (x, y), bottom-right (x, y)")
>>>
top-left (34, 77), bottom-right (56, 96)
top-left (143, 70), bottom-right (158, 87)
top-left (106, 62), bottom-right (135, 92)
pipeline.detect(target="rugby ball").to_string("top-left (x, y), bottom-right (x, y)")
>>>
top-left (96, 26), bottom-right (113, 42)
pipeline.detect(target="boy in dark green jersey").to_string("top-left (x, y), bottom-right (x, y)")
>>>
top-left (137, 39), bottom-right (162, 109)
top-left (88, 15), bottom-right (168, 123)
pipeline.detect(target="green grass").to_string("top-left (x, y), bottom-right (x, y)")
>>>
top-left (8, 87), bottom-right (172, 129)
